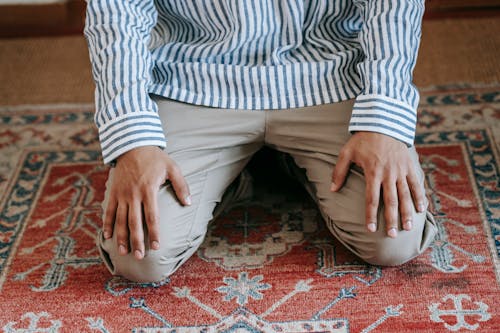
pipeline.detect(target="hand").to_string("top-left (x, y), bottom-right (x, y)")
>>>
top-left (330, 132), bottom-right (426, 238)
top-left (104, 146), bottom-right (191, 259)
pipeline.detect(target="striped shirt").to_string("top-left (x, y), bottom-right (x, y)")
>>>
top-left (84, 0), bottom-right (424, 164)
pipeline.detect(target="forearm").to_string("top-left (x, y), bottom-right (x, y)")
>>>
top-left (84, 0), bottom-right (166, 164)
top-left (350, 0), bottom-right (425, 146)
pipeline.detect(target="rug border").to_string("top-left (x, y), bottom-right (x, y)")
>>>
top-left (485, 127), bottom-right (500, 282)
top-left (416, 129), bottom-right (500, 285)
top-left (461, 131), bottom-right (500, 285)
top-left (0, 148), bottom-right (101, 290)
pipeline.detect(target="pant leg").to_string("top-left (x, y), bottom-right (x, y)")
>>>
top-left (99, 99), bottom-right (265, 282)
top-left (266, 101), bottom-right (437, 266)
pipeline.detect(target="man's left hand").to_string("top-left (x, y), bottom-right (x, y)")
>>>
top-left (330, 132), bottom-right (426, 238)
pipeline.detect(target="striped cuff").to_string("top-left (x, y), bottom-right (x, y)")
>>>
top-left (349, 94), bottom-right (417, 146)
top-left (98, 112), bottom-right (167, 164)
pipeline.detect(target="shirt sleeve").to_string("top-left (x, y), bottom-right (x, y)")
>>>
top-left (349, 0), bottom-right (425, 146)
top-left (84, 0), bottom-right (166, 164)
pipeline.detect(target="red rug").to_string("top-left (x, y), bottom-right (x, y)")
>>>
top-left (0, 87), bottom-right (499, 332)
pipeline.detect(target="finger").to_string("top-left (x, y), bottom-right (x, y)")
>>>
top-left (103, 194), bottom-right (117, 239)
top-left (407, 169), bottom-right (426, 213)
top-left (382, 180), bottom-right (399, 238)
top-left (115, 202), bottom-right (129, 255)
top-left (365, 174), bottom-right (381, 233)
top-left (397, 179), bottom-right (413, 231)
top-left (128, 200), bottom-right (145, 260)
top-left (331, 148), bottom-right (352, 192)
top-left (143, 189), bottom-right (160, 250)
top-left (168, 164), bottom-right (191, 206)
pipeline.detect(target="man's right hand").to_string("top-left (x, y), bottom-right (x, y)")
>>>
top-left (103, 146), bottom-right (191, 260)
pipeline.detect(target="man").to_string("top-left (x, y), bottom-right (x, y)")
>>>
top-left (85, 0), bottom-right (437, 282)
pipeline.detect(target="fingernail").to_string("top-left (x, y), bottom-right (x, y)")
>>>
top-left (367, 223), bottom-right (377, 232)
top-left (118, 245), bottom-right (127, 255)
top-left (151, 241), bottom-right (160, 250)
top-left (418, 203), bottom-right (425, 213)
top-left (404, 220), bottom-right (413, 231)
top-left (103, 231), bottom-right (111, 239)
top-left (330, 182), bottom-right (337, 192)
top-left (134, 250), bottom-right (143, 260)
top-left (388, 228), bottom-right (398, 238)
top-left (185, 195), bottom-right (192, 206)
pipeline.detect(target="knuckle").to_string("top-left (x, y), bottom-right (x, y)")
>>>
top-left (366, 213), bottom-right (377, 224)
top-left (384, 211), bottom-right (398, 223)
top-left (405, 158), bottom-right (415, 170)
top-left (116, 235), bottom-right (128, 247)
top-left (115, 224), bottom-right (127, 236)
top-left (114, 216), bottom-right (126, 226)
top-left (146, 216), bottom-right (160, 229)
top-left (402, 200), bottom-right (414, 211)
top-left (412, 184), bottom-right (424, 196)
top-left (121, 188), bottom-right (134, 199)
top-left (401, 199), bottom-right (413, 210)
top-left (130, 236), bottom-right (143, 248)
top-left (108, 189), bottom-right (119, 201)
top-left (398, 187), bottom-right (411, 198)
top-left (395, 178), bottom-right (406, 186)
top-left (146, 218), bottom-right (159, 232)
top-left (366, 196), bottom-right (379, 208)
top-left (402, 213), bottom-right (412, 221)
top-left (103, 217), bottom-right (113, 227)
top-left (128, 220), bottom-right (142, 233)
top-left (339, 146), bottom-right (351, 160)
top-left (104, 205), bottom-right (114, 215)
top-left (139, 184), bottom-right (155, 197)
top-left (385, 197), bottom-right (398, 206)
top-left (405, 169), bottom-right (415, 179)
top-left (168, 164), bottom-right (181, 176)
top-left (366, 168), bottom-right (381, 180)
top-left (130, 227), bottom-right (143, 239)
top-left (408, 175), bottom-right (422, 189)
top-left (382, 169), bottom-right (396, 181)
top-left (104, 211), bottom-right (115, 222)
top-left (400, 204), bottom-right (412, 216)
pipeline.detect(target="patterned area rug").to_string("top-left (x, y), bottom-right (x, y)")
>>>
top-left (0, 86), bottom-right (499, 332)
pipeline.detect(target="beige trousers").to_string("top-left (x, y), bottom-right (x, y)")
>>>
top-left (99, 98), bottom-right (437, 282)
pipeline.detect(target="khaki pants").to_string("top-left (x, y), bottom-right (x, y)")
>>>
top-left (99, 98), bottom-right (437, 282)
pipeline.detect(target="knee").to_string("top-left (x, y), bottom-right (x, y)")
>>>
top-left (359, 236), bottom-right (421, 266)
top-left (327, 210), bottom-right (437, 267)
top-left (99, 234), bottom-right (204, 283)
top-left (117, 250), bottom-right (181, 283)
top-left (356, 213), bottom-right (437, 266)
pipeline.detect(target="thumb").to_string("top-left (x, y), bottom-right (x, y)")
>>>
top-left (167, 164), bottom-right (191, 206)
top-left (331, 149), bottom-right (351, 192)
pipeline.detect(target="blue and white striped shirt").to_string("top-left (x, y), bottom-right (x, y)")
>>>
top-left (84, 0), bottom-right (424, 164)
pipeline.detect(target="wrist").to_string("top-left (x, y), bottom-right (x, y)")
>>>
top-left (116, 146), bottom-right (163, 165)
